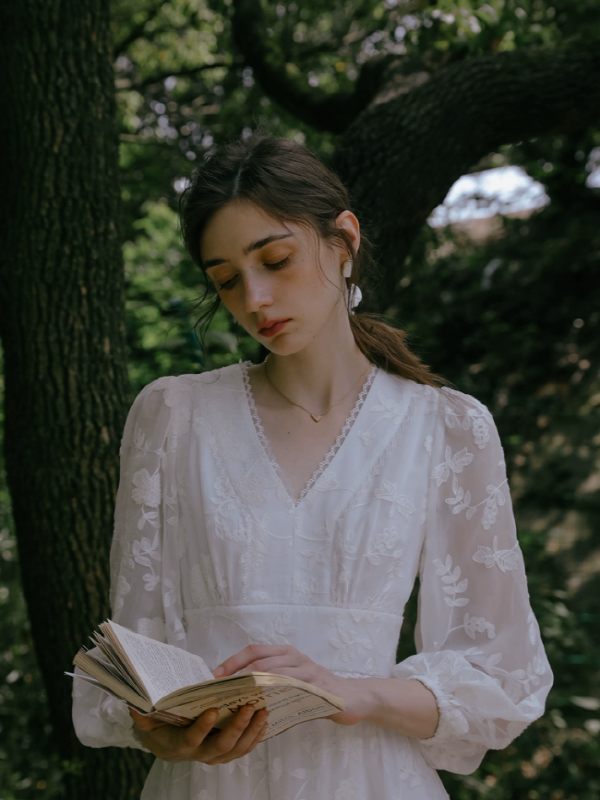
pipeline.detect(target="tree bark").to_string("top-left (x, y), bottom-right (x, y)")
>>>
top-left (0, 1), bottom-right (151, 797)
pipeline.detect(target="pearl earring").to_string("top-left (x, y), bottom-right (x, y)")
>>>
top-left (342, 259), bottom-right (353, 278)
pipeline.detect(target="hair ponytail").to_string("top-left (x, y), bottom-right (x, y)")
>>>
top-left (179, 129), bottom-right (447, 389)
top-left (348, 313), bottom-right (447, 387)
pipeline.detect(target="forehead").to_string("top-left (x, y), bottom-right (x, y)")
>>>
top-left (201, 201), bottom-right (289, 254)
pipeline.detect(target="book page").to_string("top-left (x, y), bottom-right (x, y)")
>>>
top-left (164, 683), bottom-right (340, 741)
top-left (107, 621), bottom-right (214, 705)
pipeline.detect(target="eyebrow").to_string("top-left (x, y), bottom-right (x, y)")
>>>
top-left (202, 234), bottom-right (294, 269)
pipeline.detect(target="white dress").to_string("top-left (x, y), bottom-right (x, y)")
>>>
top-left (72, 361), bottom-right (553, 800)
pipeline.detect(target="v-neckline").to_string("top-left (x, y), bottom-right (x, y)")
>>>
top-left (239, 360), bottom-right (379, 508)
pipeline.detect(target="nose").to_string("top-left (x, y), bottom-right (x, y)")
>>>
top-left (243, 271), bottom-right (273, 314)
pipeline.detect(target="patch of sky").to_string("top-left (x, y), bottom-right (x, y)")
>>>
top-left (428, 166), bottom-right (551, 227)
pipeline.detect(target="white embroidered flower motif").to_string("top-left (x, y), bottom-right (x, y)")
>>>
top-left (357, 430), bottom-right (373, 447)
top-left (132, 426), bottom-right (165, 461)
top-left (482, 485), bottom-right (505, 529)
top-left (232, 473), bottom-right (269, 507)
top-left (113, 575), bottom-right (131, 612)
top-left (445, 474), bottom-right (476, 519)
top-left (339, 736), bottom-right (363, 769)
top-left (364, 527), bottom-right (404, 576)
top-left (472, 414), bottom-right (490, 449)
top-left (211, 421), bottom-right (245, 462)
top-left (248, 609), bottom-right (297, 645)
top-left (375, 480), bottom-right (415, 518)
top-left (300, 547), bottom-right (328, 570)
top-left (386, 549), bottom-right (405, 578)
top-left (463, 613), bottom-right (496, 639)
top-left (131, 468), bottom-right (161, 507)
top-left (269, 757), bottom-right (283, 782)
top-left (136, 617), bottom-right (166, 642)
top-left (444, 401), bottom-right (491, 450)
top-left (128, 531), bottom-right (162, 592)
top-left (170, 406), bottom-right (191, 438)
top-left (431, 446), bottom-right (474, 487)
top-left (397, 747), bottom-right (424, 787)
top-left (424, 435), bottom-right (433, 454)
top-left (371, 397), bottom-right (405, 421)
top-left (329, 617), bottom-right (374, 664)
top-left (433, 554), bottom-right (469, 607)
top-left (334, 777), bottom-right (359, 800)
top-left (527, 609), bottom-right (537, 645)
top-left (472, 535), bottom-right (519, 572)
top-left (226, 753), bottom-right (250, 776)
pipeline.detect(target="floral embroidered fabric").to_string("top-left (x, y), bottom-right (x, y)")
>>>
top-left (72, 363), bottom-right (552, 800)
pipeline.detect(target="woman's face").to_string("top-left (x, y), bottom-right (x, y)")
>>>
top-left (200, 199), bottom-right (360, 356)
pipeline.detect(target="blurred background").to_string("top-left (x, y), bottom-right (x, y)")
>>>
top-left (1, 0), bottom-right (599, 797)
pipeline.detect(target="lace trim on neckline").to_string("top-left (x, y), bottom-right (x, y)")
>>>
top-left (240, 360), bottom-right (378, 507)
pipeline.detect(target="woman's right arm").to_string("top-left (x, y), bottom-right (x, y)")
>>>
top-left (71, 379), bottom-right (170, 751)
top-left (71, 377), bottom-right (269, 760)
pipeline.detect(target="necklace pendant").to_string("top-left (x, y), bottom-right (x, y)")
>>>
top-left (311, 414), bottom-right (322, 423)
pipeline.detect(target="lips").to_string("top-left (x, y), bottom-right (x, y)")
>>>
top-left (258, 319), bottom-right (290, 338)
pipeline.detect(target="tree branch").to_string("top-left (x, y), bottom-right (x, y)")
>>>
top-left (231, 0), bottom-right (396, 134)
top-left (329, 36), bottom-right (600, 309)
top-left (113, 0), bottom-right (170, 58)
top-left (118, 60), bottom-right (238, 92)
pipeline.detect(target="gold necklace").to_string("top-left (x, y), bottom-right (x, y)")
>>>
top-left (264, 354), bottom-right (372, 423)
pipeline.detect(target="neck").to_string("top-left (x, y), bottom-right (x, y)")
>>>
top-left (263, 312), bottom-right (372, 410)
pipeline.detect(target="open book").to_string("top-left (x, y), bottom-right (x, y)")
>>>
top-left (68, 620), bottom-right (345, 742)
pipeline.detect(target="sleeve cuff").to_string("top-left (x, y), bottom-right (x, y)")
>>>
top-left (406, 675), bottom-right (469, 743)
top-left (99, 696), bottom-right (152, 752)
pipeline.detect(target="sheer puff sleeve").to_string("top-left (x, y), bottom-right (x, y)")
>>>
top-left (72, 377), bottom-right (188, 750)
top-left (392, 388), bottom-right (553, 774)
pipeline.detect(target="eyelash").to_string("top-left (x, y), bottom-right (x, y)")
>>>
top-left (216, 256), bottom-right (291, 291)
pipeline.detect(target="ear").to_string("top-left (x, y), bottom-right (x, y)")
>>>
top-left (335, 210), bottom-right (361, 256)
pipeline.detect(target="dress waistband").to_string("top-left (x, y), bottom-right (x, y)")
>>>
top-left (182, 603), bottom-right (403, 679)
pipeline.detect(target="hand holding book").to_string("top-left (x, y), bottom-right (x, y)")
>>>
top-left (68, 620), bottom-right (346, 753)
top-left (128, 703), bottom-right (270, 763)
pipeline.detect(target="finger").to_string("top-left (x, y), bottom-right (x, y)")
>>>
top-left (247, 715), bottom-right (270, 750)
top-left (214, 645), bottom-right (291, 677)
top-left (239, 666), bottom-right (311, 683)
top-left (223, 710), bottom-right (269, 759)
top-left (200, 705), bottom-right (257, 759)
top-left (235, 655), bottom-right (302, 675)
top-left (181, 709), bottom-right (219, 750)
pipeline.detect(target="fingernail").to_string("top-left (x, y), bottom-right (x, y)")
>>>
top-left (214, 666), bottom-right (224, 677)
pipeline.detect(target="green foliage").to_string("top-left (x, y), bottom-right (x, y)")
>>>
top-left (2, 0), bottom-right (600, 796)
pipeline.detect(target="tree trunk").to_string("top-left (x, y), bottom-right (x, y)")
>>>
top-left (0, 1), bottom-right (151, 796)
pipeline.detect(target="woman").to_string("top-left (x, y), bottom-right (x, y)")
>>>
top-left (72, 132), bottom-right (553, 799)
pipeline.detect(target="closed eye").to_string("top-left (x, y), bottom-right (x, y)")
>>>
top-left (217, 276), bottom-right (237, 291)
top-left (265, 256), bottom-right (290, 270)
top-left (216, 257), bottom-right (290, 291)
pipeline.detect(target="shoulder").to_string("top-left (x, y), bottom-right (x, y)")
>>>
top-left (380, 371), bottom-right (496, 451)
top-left (133, 363), bottom-right (242, 407)
top-left (379, 371), bottom-right (490, 419)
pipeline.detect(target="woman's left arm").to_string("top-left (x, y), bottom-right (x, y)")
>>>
top-left (389, 392), bottom-right (553, 774)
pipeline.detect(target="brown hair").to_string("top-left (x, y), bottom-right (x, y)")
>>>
top-left (179, 131), bottom-right (447, 387)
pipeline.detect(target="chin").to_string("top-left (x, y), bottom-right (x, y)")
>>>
top-left (260, 336), bottom-right (307, 357)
